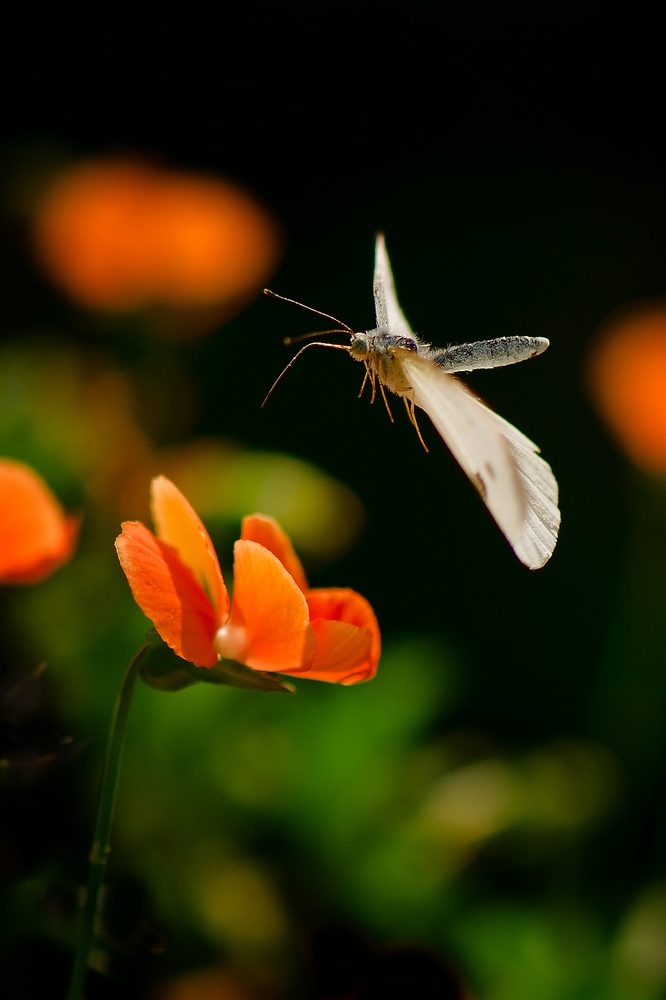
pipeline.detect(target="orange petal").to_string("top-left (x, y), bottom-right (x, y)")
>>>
top-left (306, 587), bottom-right (381, 682)
top-left (304, 619), bottom-right (374, 684)
top-left (240, 513), bottom-right (308, 591)
top-left (230, 539), bottom-right (316, 673)
top-left (0, 459), bottom-right (79, 584)
top-left (115, 520), bottom-right (218, 667)
top-left (151, 475), bottom-right (229, 623)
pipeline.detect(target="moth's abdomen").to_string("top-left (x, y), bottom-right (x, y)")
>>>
top-left (431, 336), bottom-right (549, 373)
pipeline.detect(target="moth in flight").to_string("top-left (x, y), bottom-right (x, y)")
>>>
top-left (264, 234), bottom-right (560, 569)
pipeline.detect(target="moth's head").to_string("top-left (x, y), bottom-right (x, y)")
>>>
top-left (350, 332), bottom-right (370, 359)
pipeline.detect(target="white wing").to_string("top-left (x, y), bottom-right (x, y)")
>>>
top-left (373, 233), bottom-right (415, 339)
top-left (400, 353), bottom-right (560, 569)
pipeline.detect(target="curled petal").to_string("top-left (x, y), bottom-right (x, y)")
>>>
top-left (116, 521), bottom-right (218, 667)
top-left (240, 513), bottom-right (308, 591)
top-left (230, 539), bottom-right (316, 673)
top-left (0, 459), bottom-right (79, 584)
top-left (151, 475), bottom-right (229, 623)
top-left (306, 588), bottom-right (381, 682)
top-left (305, 619), bottom-right (374, 684)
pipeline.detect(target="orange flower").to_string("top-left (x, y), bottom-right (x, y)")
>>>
top-left (588, 304), bottom-right (666, 473)
top-left (34, 159), bottom-right (282, 317)
top-left (115, 477), bottom-right (379, 685)
top-left (0, 459), bottom-right (79, 584)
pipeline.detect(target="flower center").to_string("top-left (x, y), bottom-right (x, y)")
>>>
top-left (213, 622), bottom-right (248, 662)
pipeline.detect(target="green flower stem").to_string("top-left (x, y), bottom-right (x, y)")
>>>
top-left (67, 644), bottom-right (150, 1000)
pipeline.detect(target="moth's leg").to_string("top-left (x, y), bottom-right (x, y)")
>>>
top-left (369, 369), bottom-right (377, 405)
top-left (405, 396), bottom-right (419, 427)
top-left (378, 380), bottom-right (395, 423)
top-left (404, 397), bottom-right (429, 453)
top-left (358, 363), bottom-right (370, 399)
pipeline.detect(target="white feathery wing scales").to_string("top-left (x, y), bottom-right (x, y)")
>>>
top-left (400, 353), bottom-right (560, 569)
top-left (373, 233), bottom-right (415, 339)
top-left (373, 233), bottom-right (560, 570)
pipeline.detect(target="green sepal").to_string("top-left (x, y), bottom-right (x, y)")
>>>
top-left (140, 631), bottom-right (197, 691)
top-left (140, 630), bottom-right (295, 694)
top-left (195, 658), bottom-right (296, 693)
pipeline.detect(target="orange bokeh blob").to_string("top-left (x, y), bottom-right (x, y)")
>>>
top-left (0, 459), bottom-right (79, 584)
top-left (588, 305), bottom-right (666, 473)
top-left (34, 159), bottom-right (282, 314)
top-left (155, 968), bottom-right (254, 1000)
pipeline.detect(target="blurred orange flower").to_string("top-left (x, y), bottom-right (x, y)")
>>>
top-left (0, 459), bottom-right (79, 584)
top-left (33, 158), bottom-right (282, 320)
top-left (115, 476), bottom-right (379, 684)
top-left (155, 967), bottom-right (255, 1000)
top-left (588, 304), bottom-right (666, 473)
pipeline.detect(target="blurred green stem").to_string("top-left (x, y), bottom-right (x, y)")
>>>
top-left (67, 644), bottom-right (150, 1000)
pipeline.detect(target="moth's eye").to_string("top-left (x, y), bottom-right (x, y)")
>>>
top-left (350, 336), bottom-right (368, 357)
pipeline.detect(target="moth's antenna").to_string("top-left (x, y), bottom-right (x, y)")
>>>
top-left (264, 288), bottom-right (354, 334)
top-left (262, 342), bottom-right (351, 408)
top-left (284, 328), bottom-right (350, 346)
